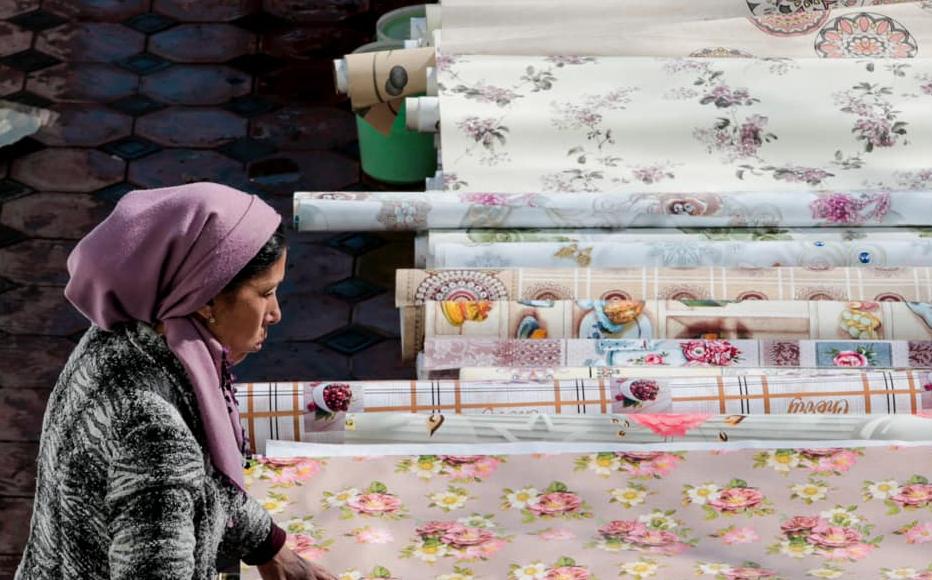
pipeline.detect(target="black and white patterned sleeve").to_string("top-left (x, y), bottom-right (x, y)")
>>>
top-left (106, 392), bottom-right (206, 579)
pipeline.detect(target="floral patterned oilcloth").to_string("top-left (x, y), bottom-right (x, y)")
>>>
top-left (243, 445), bottom-right (932, 579)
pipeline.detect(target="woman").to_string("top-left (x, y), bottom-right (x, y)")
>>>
top-left (16, 183), bottom-right (336, 580)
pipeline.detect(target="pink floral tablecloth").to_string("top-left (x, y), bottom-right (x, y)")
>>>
top-left (243, 444), bottom-right (932, 579)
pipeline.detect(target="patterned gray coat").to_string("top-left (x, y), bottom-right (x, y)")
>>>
top-left (16, 322), bottom-right (273, 579)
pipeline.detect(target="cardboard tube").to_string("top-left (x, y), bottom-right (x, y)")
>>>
top-left (344, 46), bottom-right (435, 111)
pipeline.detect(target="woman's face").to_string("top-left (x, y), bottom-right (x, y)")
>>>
top-left (204, 250), bottom-right (287, 364)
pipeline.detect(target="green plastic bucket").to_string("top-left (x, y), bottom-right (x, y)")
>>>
top-left (376, 4), bottom-right (426, 42)
top-left (353, 40), bottom-right (437, 185)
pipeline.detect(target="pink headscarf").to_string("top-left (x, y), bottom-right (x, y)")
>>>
top-left (65, 182), bottom-right (281, 489)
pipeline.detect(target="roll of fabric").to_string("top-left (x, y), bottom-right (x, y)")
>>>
top-left (423, 237), bottom-right (932, 268)
top-left (434, 1), bottom-right (929, 57)
top-left (405, 299), bottom-right (932, 360)
top-left (454, 365), bottom-right (892, 381)
top-left (235, 371), bottom-right (932, 451)
top-left (333, 411), bottom-right (932, 444)
top-left (437, 56), bottom-right (932, 193)
top-left (293, 190), bottom-right (932, 230)
top-left (420, 337), bottom-right (932, 375)
top-left (395, 266), bottom-right (932, 306)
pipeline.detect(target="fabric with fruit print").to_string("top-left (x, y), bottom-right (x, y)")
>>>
top-left (242, 444), bottom-right (932, 579)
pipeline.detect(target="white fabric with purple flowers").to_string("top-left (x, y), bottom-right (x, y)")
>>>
top-left (437, 55), bottom-right (932, 194)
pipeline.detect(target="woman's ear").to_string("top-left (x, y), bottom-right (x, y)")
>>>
top-left (195, 302), bottom-right (214, 324)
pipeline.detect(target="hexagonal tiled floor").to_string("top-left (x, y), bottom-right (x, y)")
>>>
top-left (0, 0), bottom-right (426, 572)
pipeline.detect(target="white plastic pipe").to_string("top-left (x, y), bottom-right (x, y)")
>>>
top-left (405, 96), bottom-right (440, 132)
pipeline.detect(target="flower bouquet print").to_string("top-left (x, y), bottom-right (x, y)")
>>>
top-left (502, 481), bottom-right (593, 523)
top-left (396, 455), bottom-right (506, 483)
top-left (322, 481), bottom-right (408, 520)
top-left (401, 516), bottom-right (512, 563)
top-left (589, 511), bottom-right (697, 556)
top-left (683, 478), bottom-right (775, 520)
top-left (863, 474), bottom-right (932, 515)
top-left (242, 443), bottom-right (932, 579)
top-left (508, 556), bottom-right (595, 580)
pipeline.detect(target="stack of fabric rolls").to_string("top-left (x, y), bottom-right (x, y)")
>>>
top-left (238, 2), bottom-right (932, 578)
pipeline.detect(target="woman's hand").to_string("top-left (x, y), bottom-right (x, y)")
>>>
top-left (256, 546), bottom-right (337, 580)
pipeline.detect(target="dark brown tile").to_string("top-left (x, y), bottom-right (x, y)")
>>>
top-left (279, 241), bottom-right (353, 296)
top-left (257, 61), bottom-right (344, 104)
top-left (0, 334), bottom-right (74, 389)
top-left (0, 193), bottom-right (110, 239)
top-left (353, 292), bottom-right (398, 337)
top-left (265, 0), bottom-right (371, 23)
top-left (11, 149), bottom-right (125, 193)
top-left (42, 0), bottom-right (148, 21)
top-left (0, 0), bottom-right (39, 20)
top-left (0, 63), bottom-right (25, 96)
top-left (0, 388), bottom-right (50, 440)
top-left (275, 291), bottom-right (349, 341)
top-left (136, 107), bottom-right (246, 148)
top-left (26, 63), bottom-right (137, 103)
top-left (247, 150), bottom-right (358, 195)
top-left (350, 339), bottom-right (412, 380)
top-left (0, 21), bottom-right (32, 58)
top-left (0, 287), bottom-right (87, 336)
top-left (233, 340), bottom-right (349, 382)
top-left (153, 0), bottom-right (260, 23)
top-left (249, 106), bottom-right (356, 150)
top-left (264, 25), bottom-right (369, 59)
top-left (355, 237), bottom-right (412, 289)
top-left (127, 149), bottom-right (248, 189)
top-left (33, 104), bottom-right (132, 147)
top-left (36, 22), bottom-right (145, 63)
top-left (0, 442), bottom-right (39, 495)
top-left (0, 239), bottom-right (72, 285)
top-left (141, 65), bottom-right (251, 106)
top-left (150, 24), bottom-right (255, 63)
top-left (0, 497), bottom-right (32, 552)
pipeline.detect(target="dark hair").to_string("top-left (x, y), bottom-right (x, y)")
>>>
top-left (221, 224), bottom-right (287, 294)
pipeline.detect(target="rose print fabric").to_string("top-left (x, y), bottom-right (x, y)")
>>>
top-left (435, 1), bottom-right (931, 58)
top-left (437, 56), bottom-right (932, 194)
top-left (294, 190), bottom-right (932, 231)
top-left (419, 337), bottom-right (932, 376)
top-left (235, 372), bottom-right (932, 452)
top-left (405, 299), bottom-right (932, 360)
top-left (241, 442), bottom-right (932, 579)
